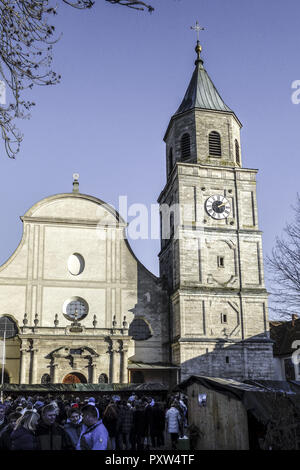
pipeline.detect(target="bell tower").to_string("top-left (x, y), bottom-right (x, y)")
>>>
top-left (158, 35), bottom-right (274, 381)
top-left (164, 39), bottom-right (242, 174)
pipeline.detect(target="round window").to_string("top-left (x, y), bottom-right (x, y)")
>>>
top-left (63, 297), bottom-right (89, 321)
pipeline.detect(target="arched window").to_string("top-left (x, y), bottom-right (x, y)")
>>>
top-left (168, 148), bottom-right (173, 174)
top-left (181, 133), bottom-right (191, 159)
top-left (0, 316), bottom-right (18, 339)
top-left (41, 373), bottom-right (51, 385)
top-left (131, 371), bottom-right (144, 384)
top-left (209, 131), bottom-right (222, 156)
top-left (235, 139), bottom-right (240, 164)
top-left (129, 318), bottom-right (152, 341)
top-left (0, 369), bottom-right (10, 384)
top-left (98, 373), bottom-right (108, 384)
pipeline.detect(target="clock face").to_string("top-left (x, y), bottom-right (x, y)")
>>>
top-left (205, 195), bottom-right (231, 219)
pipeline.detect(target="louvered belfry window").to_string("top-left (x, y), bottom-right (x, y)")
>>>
top-left (181, 133), bottom-right (191, 159)
top-left (209, 131), bottom-right (222, 156)
top-left (235, 139), bottom-right (240, 164)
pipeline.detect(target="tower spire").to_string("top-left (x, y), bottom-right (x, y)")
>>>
top-left (190, 21), bottom-right (204, 65)
top-left (171, 23), bottom-right (235, 117)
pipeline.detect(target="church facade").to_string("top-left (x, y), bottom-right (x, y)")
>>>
top-left (0, 40), bottom-right (274, 386)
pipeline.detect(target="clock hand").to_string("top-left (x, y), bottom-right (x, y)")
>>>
top-left (218, 202), bottom-right (226, 208)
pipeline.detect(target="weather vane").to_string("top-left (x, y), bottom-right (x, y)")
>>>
top-left (190, 21), bottom-right (204, 42)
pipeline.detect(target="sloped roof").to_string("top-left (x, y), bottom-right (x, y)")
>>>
top-left (175, 53), bottom-right (233, 115)
top-left (270, 318), bottom-right (300, 356)
top-left (128, 361), bottom-right (179, 370)
top-left (177, 375), bottom-right (264, 400)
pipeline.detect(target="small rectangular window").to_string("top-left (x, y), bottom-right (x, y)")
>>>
top-left (226, 356), bottom-right (230, 364)
top-left (221, 313), bottom-right (227, 324)
top-left (218, 256), bottom-right (225, 268)
top-left (70, 349), bottom-right (82, 355)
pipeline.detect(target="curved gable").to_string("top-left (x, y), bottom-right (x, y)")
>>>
top-left (24, 193), bottom-right (125, 226)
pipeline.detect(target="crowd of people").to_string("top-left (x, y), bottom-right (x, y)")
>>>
top-left (0, 393), bottom-right (188, 451)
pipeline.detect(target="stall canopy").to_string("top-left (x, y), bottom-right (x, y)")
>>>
top-left (0, 382), bottom-right (169, 394)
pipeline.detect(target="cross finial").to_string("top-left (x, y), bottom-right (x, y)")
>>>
top-left (190, 21), bottom-right (204, 42)
top-left (190, 22), bottom-right (205, 65)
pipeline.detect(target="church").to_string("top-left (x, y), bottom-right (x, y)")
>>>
top-left (0, 38), bottom-right (274, 387)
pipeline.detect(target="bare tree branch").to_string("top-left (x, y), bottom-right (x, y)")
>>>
top-left (0, 0), bottom-right (153, 159)
top-left (266, 194), bottom-right (300, 320)
top-left (105, 0), bottom-right (154, 12)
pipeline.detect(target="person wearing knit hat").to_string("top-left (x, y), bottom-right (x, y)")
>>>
top-left (33, 400), bottom-right (44, 412)
top-left (112, 395), bottom-right (120, 403)
top-left (64, 408), bottom-right (83, 449)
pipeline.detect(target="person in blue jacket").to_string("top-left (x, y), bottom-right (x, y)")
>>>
top-left (76, 404), bottom-right (108, 450)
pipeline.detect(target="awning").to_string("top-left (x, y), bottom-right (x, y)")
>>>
top-left (0, 383), bottom-right (169, 393)
top-left (128, 361), bottom-right (179, 370)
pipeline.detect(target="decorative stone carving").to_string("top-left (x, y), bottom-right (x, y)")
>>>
top-left (23, 313), bottom-right (28, 326)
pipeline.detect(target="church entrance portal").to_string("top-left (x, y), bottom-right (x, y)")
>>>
top-left (62, 372), bottom-right (87, 384)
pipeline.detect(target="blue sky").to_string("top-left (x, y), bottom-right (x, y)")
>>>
top-left (0, 0), bottom-right (299, 314)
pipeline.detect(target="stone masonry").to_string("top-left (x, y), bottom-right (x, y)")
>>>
top-left (158, 48), bottom-right (274, 381)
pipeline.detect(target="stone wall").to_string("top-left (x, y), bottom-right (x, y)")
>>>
top-left (159, 118), bottom-right (273, 380)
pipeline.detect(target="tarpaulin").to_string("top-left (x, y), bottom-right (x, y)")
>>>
top-left (0, 382), bottom-right (169, 394)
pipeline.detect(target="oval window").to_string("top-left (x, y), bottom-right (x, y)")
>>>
top-left (68, 253), bottom-right (85, 276)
